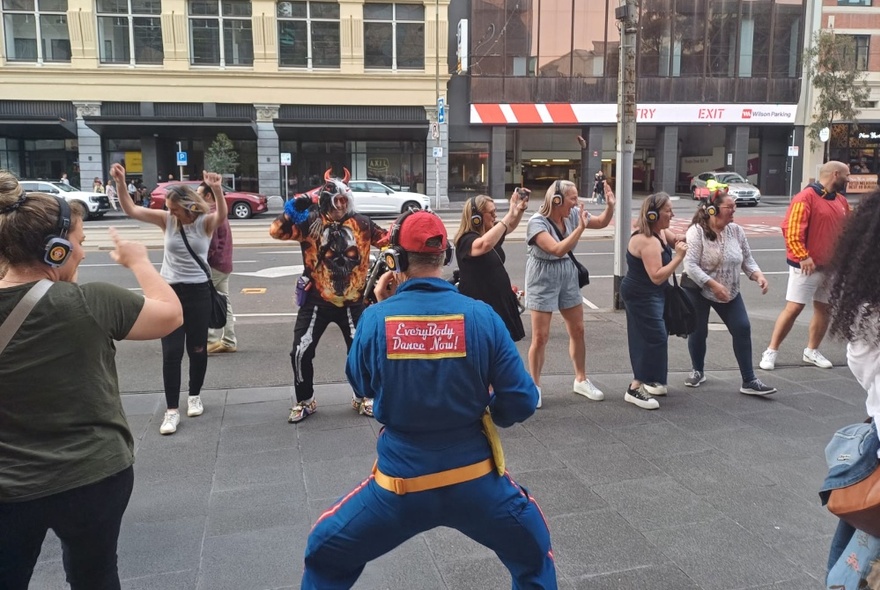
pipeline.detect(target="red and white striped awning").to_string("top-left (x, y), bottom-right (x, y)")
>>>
top-left (469, 103), bottom-right (797, 125)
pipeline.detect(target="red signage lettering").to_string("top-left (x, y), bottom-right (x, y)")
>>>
top-left (741, 108), bottom-right (752, 119)
top-left (698, 108), bottom-right (725, 120)
top-left (636, 108), bottom-right (656, 120)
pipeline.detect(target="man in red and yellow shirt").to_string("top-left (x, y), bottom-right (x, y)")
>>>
top-left (759, 160), bottom-right (851, 371)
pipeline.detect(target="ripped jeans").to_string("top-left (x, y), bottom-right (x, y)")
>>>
top-left (162, 281), bottom-right (211, 409)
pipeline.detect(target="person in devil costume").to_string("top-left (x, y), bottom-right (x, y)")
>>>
top-left (269, 169), bottom-right (388, 423)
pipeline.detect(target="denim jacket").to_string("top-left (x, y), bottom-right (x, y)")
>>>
top-left (819, 419), bottom-right (880, 504)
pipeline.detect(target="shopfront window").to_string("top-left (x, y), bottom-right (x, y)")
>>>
top-left (364, 3), bottom-right (424, 70)
top-left (97, 0), bottom-right (163, 64)
top-left (0, 138), bottom-right (21, 176)
top-left (449, 143), bottom-right (489, 197)
top-left (277, 1), bottom-right (339, 68)
top-left (188, 0), bottom-right (253, 66)
top-left (2, 0), bottom-right (70, 63)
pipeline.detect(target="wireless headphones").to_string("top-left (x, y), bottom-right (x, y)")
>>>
top-left (383, 209), bottom-right (453, 273)
top-left (645, 194), bottom-right (659, 223)
top-left (468, 197), bottom-right (482, 228)
top-left (551, 180), bottom-right (564, 206)
top-left (43, 196), bottom-right (72, 267)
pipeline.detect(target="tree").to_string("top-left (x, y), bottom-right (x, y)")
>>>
top-left (205, 133), bottom-right (239, 174)
top-left (804, 31), bottom-right (870, 160)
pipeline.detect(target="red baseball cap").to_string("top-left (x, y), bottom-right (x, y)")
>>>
top-left (397, 211), bottom-right (448, 253)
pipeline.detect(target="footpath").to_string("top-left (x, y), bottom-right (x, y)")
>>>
top-left (30, 311), bottom-right (864, 589)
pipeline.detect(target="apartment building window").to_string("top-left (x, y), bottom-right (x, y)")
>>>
top-left (2, 0), bottom-right (70, 62)
top-left (364, 3), bottom-right (423, 70)
top-left (189, 0), bottom-right (253, 66)
top-left (96, 0), bottom-right (163, 64)
top-left (838, 0), bottom-right (871, 5)
top-left (277, 1), bottom-right (339, 68)
top-left (850, 35), bottom-right (870, 71)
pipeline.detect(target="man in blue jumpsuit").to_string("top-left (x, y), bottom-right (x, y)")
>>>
top-left (302, 211), bottom-right (556, 589)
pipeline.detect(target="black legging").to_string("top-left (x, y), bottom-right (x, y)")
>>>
top-left (162, 281), bottom-right (211, 409)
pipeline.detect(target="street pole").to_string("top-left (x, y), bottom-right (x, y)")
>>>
top-left (434, 0), bottom-right (441, 211)
top-left (613, 0), bottom-right (637, 310)
top-left (177, 141), bottom-right (184, 181)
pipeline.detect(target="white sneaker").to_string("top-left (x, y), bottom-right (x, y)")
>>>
top-left (803, 348), bottom-right (833, 369)
top-left (573, 379), bottom-right (604, 401)
top-left (759, 349), bottom-right (777, 371)
top-left (536, 386), bottom-right (542, 409)
top-left (187, 396), bottom-right (204, 417)
top-left (643, 382), bottom-right (667, 396)
top-left (159, 410), bottom-right (180, 435)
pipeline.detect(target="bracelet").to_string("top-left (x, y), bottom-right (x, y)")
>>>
top-left (499, 220), bottom-right (511, 234)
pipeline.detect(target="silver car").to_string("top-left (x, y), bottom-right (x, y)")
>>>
top-left (690, 171), bottom-right (761, 206)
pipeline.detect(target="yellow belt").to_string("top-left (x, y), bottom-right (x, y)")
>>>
top-left (372, 458), bottom-right (494, 495)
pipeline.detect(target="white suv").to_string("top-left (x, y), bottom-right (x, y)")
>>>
top-left (348, 180), bottom-right (432, 215)
top-left (19, 181), bottom-right (113, 219)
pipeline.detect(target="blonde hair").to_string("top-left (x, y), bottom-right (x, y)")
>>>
top-left (165, 183), bottom-right (210, 228)
top-left (454, 194), bottom-right (492, 247)
top-left (538, 180), bottom-right (574, 216)
top-left (634, 192), bottom-right (671, 236)
top-left (0, 170), bottom-right (85, 268)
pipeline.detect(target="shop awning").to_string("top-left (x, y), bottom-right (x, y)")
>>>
top-left (0, 118), bottom-right (76, 139)
top-left (82, 117), bottom-right (257, 140)
top-left (274, 121), bottom-right (427, 141)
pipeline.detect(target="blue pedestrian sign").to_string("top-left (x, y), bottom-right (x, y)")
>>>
top-left (176, 151), bottom-right (188, 166)
top-left (437, 97), bottom-right (446, 124)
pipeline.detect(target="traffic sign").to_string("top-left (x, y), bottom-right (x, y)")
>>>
top-left (437, 96), bottom-right (446, 124)
top-left (819, 127), bottom-right (830, 143)
top-left (432, 146), bottom-right (443, 158)
top-left (176, 151), bottom-right (188, 166)
top-left (280, 152), bottom-right (292, 166)
top-left (787, 145), bottom-right (799, 157)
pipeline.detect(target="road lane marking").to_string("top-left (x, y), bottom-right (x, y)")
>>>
top-left (581, 297), bottom-right (599, 309)
top-left (234, 265), bottom-right (303, 278)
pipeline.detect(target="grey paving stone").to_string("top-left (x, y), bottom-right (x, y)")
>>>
top-left (736, 405), bottom-right (832, 440)
top-left (611, 420), bottom-right (715, 458)
top-left (522, 414), bottom-right (613, 449)
top-left (125, 473), bottom-right (212, 524)
top-left (133, 445), bottom-right (218, 481)
top-left (642, 518), bottom-right (804, 590)
top-left (773, 389), bottom-right (865, 419)
top-left (206, 479), bottom-right (306, 537)
top-left (591, 476), bottom-right (720, 532)
top-left (296, 424), bottom-right (377, 463)
top-left (225, 385), bottom-right (291, 405)
top-left (550, 509), bottom-right (659, 578)
top-left (197, 525), bottom-right (306, 590)
top-left (438, 555), bottom-right (511, 590)
top-left (752, 456), bottom-right (831, 504)
top-left (770, 533), bottom-right (833, 584)
top-left (503, 436), bottom-right (565, 473)
top-left (656, 396), bottom-right (752, 433)
top-left (25, 560), bottom-right (67, 590)
top-left (694, 426), bottom-right (816, 465)
top-left (212, 448), bottom-right (303, 492)
top-left (512, 469), bottom-right (609, 518)
top-left (575, 394), bottom-right (659, 428)
top-left (689, 384), bottom-right (783, 415)
top-left (302, 454), bottom-right (376, 502)
top-left (354, 535), bottom-right (447, 590)
top-left (117, 516), bottom-right (206, 580)
top-left (704, 487), bottom-right (835, 545)
top-left (121, 392), bottom-right (162, 416)
top-left (554, 443), bottom-right (663, 486)
top-left (423, 525), bottom-right (495, 564)
top-left (743, 575), bottom-right (825, 590)
top-left (36, 528), bottom-right (63, 562)
top-left (651, 449), bottom-right (775, 496)
top-left (220, 399), bottom-right (291, 428)
top-left (218, 419), bottom-right (300, 456)
top-left (802, 376), bottom-right (874, 406)
top-left (122, 569), bottom-right (198, 590)
top-left (572, 564), bottom-right (701, 589)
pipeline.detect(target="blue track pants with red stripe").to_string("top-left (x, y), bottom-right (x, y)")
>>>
top-left (302, 471), bottom-right (557, 589)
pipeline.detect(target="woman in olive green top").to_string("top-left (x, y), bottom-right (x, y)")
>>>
top-left (0, 169), bottom-right (182, 590)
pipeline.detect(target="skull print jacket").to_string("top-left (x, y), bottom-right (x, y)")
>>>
top-left (270, 209), bottom-right (389, 307)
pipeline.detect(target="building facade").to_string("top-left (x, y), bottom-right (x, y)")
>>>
top-left (810, 0), bottom-right (880, 180)
top-left (448, 0), bottom-right (810, 201)
top-left (0, 0), bottom-right (450, 198)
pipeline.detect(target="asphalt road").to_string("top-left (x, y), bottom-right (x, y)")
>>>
top-left (75, 197), bottom-right (823, 396)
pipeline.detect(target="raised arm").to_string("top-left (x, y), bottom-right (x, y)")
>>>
top-left (202, 171), bottom-right (228, 234)
top-left (109, 228), bottom-right (183, 340)
top-left (110, 163), bottom-right (167, 229)
top-left (586, 184), bottom-right (616, 229)
top-left (470, 190), bottom-right (528, 257)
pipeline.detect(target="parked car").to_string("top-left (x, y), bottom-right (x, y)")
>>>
top-left (149, 181), bottom-right (268, 219)
top-left (348, 180), bottom-right (431, 214)
top-left (19, 180), bottom-right (112, 219)
top-left (690, 171), bottom-right (761, 206)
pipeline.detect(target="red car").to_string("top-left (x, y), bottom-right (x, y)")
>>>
top-left (149, 181), bottom-right (268, 219)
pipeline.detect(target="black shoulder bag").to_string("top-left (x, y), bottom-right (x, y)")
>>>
top-left (548, 221), bottom-right (590, 287)
top-left (179, 225), bottom-right (228, 329)
top-left (664, 272), bottom-right (696, 338)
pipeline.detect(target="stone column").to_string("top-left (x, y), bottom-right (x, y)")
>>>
top-left (254, 104), bottom-right (281, 196)
top-left (490, 126), bottom-right (506, 200)
top-left (73, 102), bottom-right (103, 187)
top-left (425, 107), bottom-right (448, 208)
top-left (654, 126), bottom-right (679, 195)
top-left (725, 125), bottom-right (749, 177)
top-left (140, 135), bottom-right (159, 191)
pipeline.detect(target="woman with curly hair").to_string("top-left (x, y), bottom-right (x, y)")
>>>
top-left (827, 188), bottom-right (880, 440)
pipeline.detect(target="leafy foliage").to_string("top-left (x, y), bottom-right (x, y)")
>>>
top-left (804, 31), bottom-right (870, 154)
top-left (205, 133), bottom-right (239, 174)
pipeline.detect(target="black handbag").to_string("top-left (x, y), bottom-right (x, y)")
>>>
top-left (179, 226), bottom-right (228, 329)
top-left (680, 272), bottom-right (700, 290)
top-left (664, 274), bottom-right (696, 338)
top-left (548, 221), bottom-right (590, 287)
